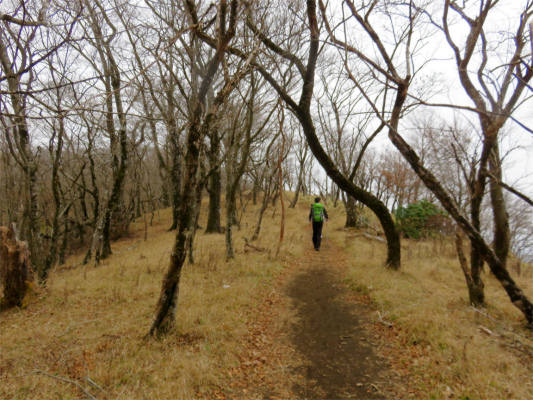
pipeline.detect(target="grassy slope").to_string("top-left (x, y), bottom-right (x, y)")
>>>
top-left (337, 212), bottom-right (533, 400)
top-left (1, 195), bottom-right (532, 399)
top-left (1, 196), bottom-right (307, 399)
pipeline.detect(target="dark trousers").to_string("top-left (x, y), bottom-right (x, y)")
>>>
top-left (312, 221), bottom-right (324, 249)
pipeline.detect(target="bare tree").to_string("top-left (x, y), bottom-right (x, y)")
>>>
top-left (148, 0), bottom-right (242, 336)
top-left (288, 123), bottom-right (309, 208)
top-left (320, 0), bottom-right (533, 325)
top-left (0, 1), bottom-right (78, 282)
top-left (316, 71), bottom-right (387, 227)
top-left (440, 0), bottom-right (533, 270)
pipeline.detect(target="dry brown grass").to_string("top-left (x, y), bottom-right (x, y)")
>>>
top-left (0, 195), bottom-right (307, 399)
top-left (2, 195), bottom-right (532, 399)
top-left (332, 207), bottom-right (533, 400)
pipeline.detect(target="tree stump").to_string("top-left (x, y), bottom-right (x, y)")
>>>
top-left (0, 224), bottom-right (33, 310)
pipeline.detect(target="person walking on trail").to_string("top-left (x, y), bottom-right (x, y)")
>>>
top-left (309, 197), bottom-right (329, 251)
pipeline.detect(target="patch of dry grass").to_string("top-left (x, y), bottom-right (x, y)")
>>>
top-left (332, 207), bottom-right (533, 400)
top-left (0, 195), bottom-right (308, 399)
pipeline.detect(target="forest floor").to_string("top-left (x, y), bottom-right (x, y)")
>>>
top-left (223, 240), bottom-right (414, 400)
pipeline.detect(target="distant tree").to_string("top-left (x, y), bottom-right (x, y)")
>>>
top-left (316, 71), bottom-right (386, 228)
top-left (289, 124), bottom-right (309, 209)
top-left (74, 0), bottom-right (131, 262)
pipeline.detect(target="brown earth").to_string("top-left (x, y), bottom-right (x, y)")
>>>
top-left (222, 240), bottom-right (412, 400)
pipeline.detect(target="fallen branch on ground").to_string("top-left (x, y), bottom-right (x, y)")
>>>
top-left (242, 237), bottom-right (267, 252)
top-left (55, 319), bottom-right (100, 337)
top-left (377, 311), bottom-right (393, 327)
top-left (362, 233), bottom-right (385, 243)
top-left (86, 376), bottom-right (108, 395)
top-left (472, 307), bottom-right (533, 348)
top-left (35, 370), bottom-right (97, 400)
top-left (478, 325), bottom-right (498, 336)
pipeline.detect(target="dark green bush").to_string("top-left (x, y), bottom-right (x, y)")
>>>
top-left (394, 199), bottom-right (449, 239)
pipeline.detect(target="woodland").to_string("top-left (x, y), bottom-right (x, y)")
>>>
top-left (0, 0), bottom-right (533, 398)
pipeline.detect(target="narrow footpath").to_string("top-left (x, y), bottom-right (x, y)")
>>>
top-left (223, 241), bottom-right (406, 399)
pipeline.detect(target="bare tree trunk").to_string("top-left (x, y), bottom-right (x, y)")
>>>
top-left (188, 166), bottom-right (204, 265)
top-left (225, 186), bottom-right (236, 258)
top-left (83, 0), bottom-right (129, 260)
top-left (252, 179), bottom-right (259, 205)
top-left (343, 194), bottom-right (358, 228)
top-left (225, 75), bottom-right (256, 258)
top-left (150, 111), bottom-right (205, 335)
top-left (168, 125), bottom-right (183, 231)
top-left (289, 143), bottom-right (308, 209)
top-left (489, 142), bottom-right (510, 269)
top-left (289, 179), bottom-right (302, 208)
top-left (276, 106), bottom-right (286, 257)
top-left (58, 205), bottom-right (71, 266)
top-left (41, 115), bottom-right (66, 283)
top-left (83, 128), bottom-right (100, 265)
top-left (100, 71), bottom-right (128, 260)
top-left (205, 129), bottom-right (222, 233)
top-left (252, 182), bottom-right (272, 241)
top-left (455, 231), bottom-right (485, 307)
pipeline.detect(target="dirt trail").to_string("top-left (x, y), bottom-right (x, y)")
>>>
top-left (225, 241), bottom-right (403, 399)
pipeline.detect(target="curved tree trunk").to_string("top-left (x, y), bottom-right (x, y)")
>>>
top-left (296, 112), bottom-right (401, 269)
top-left (388, 83), bottom-right (533, 327)
top-left (237, 0), bottom-right (402, 268)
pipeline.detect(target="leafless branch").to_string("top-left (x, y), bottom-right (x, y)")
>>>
top-left (471, 307), bottom-right (533, 344)
top-left (34, 370), bottom-right (97, 400)
top-left (487, 173), bottom-right (533, 207)
top-left (55, 319), bottom-right (100, 337)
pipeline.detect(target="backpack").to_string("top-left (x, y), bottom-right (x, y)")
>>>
top-left (312, 203), bottom-right (324, 222)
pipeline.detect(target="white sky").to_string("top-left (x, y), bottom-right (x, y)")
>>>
top-left (382, 0), bottom-right (533, 196)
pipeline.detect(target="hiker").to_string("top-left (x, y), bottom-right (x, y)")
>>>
top-left (309, 197), bottom-right (329, 251)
